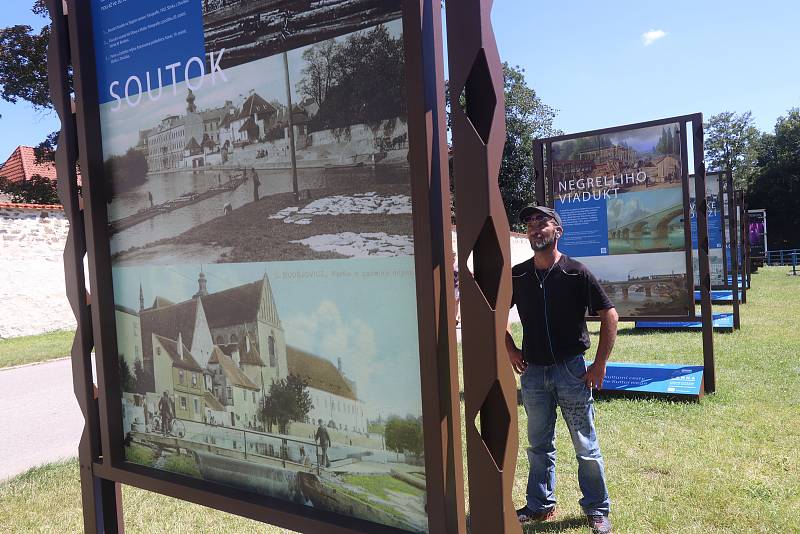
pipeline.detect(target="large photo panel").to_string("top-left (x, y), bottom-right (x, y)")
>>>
top-left (91, 1), bottom-right (429, 532)
top-left (549, 121), bottom-right (692, 318)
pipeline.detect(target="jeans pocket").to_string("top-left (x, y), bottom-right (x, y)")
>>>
top-left (561, 356), bottom-right (587, 383)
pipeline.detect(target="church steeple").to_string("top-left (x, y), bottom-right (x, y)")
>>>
top-left (194, 268), bottom-right (208, 298)
top-left (139, 283), bottom-right (145, 312)
top-left (186, 89), bottom-right (197, 114)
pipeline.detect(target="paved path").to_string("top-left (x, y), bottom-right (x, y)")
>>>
top-left (0, 358), bottom-right (83, 481)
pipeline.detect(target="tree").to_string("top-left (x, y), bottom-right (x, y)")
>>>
top-left (0, 2), bottom-right (59, 164)
top-left (0, 174), bottom-right (59, 204)
top-left (704, 111), bottom-right (760, 189)
top-left (384, 416), bottom-right (423, 457)
top-left (747, 108), bottom-right (800, 250)
top-left (133, 357), bottom-right (153, 394)
top-left (119, 357), bottom-right (136, 393)
top-left (448, 64), bottom-right (560, 230)
top-left (260, 374), bottom-right (313, 434)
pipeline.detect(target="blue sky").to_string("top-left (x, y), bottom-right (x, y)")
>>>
top-left (1, 1), bottom-right (798, 161)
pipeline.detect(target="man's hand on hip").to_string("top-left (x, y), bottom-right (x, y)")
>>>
top-left (584, 361), bottom-right (606, 389)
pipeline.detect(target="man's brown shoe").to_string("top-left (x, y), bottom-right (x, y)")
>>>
top-left (516, 506), bottom-right (556, 523)
top-left (587, 514), bottom-right (612, 533)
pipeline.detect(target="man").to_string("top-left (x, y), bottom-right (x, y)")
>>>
top-left (251, 167), bottom-right (261, 202)
top-left (508, 205), bottom-right (618, 534)
top-left (315, 418), bottom-right (332, 468)
top-left (158, 391), bottom-right (174, 436)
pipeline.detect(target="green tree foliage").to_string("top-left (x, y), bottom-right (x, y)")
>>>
top-left (384, 416), bottom-right (423, 456)
top-left (0, 2), bottom-right (59, 164)
top-left (299, 24), bottom-right (405, 133)
top-left (655, 127), bottom-right (679, 155)
top-left (747, 108), bottom-right (800, 249)
top-left (705, 111), bottom-right (760, 189)
top-left (499, 64), bottom-right (559, 231)
top-left (104, 148), bottom-right (148, 196)
top-left (260, 374), bottom-right (313, 434)
top-left (0, 174), bottom-right (59, 204)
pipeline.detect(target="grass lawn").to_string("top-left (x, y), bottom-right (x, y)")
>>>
top-left (1, 267), bottom-right (799, 532)
top-left (0, 330), bottom-right (73, 369)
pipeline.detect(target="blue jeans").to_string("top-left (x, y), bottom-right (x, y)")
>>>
top-left (520, 354), bottom-right (610, 516)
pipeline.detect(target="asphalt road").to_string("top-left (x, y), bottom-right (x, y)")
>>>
top-left (0, 358), bottom-right (84, 481)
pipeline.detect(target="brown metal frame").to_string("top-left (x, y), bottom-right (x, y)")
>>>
top-left (50, 0), bottom-right (467, 532)
top-left (445, 1), bottom-right (520, 533)
top-left (718, 171), bottom-right (742, 329)
top-left (738, 190), bottom-right (752, 290)
top-left (533, 114), bottom-right (715, 393)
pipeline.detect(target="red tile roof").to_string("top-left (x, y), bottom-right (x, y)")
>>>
top-left (0, 146), bottom-right (58, 183)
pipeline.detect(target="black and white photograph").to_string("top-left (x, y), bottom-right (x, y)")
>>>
top-left (100, 17), bottom-right (412, 266)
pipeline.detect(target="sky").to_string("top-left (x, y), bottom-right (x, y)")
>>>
top-left (2, 1), bottom-right (799, 161)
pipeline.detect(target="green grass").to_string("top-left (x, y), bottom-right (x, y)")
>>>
top-left (0, 330), bottom-right (73, 369)
top-left (1, 267), bottom-right (799, 533)
top-left (162, 454), bottom-right (201, 478)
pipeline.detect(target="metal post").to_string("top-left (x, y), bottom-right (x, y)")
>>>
top-left (282, 51), bottom-right (299, 199)
top-left (691, 118), bottom-right (715, 393)
top-left (48, 0), bottom-right (124, 532)
top-left (446, 1), bottom-right (520, 532)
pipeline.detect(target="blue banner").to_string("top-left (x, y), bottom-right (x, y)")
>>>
top-left (91, 0), bottom-right (206, 105)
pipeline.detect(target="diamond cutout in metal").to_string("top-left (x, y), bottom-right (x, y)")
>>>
top-left (462, 48), bottom-right (497, 145)
top-left (475, 379), bottom-right (511, 471)
top-left (468, 216), bottom-right (504, 309)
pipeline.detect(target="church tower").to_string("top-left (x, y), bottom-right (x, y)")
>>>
top-left (194, 269), bottom-right (208, 298)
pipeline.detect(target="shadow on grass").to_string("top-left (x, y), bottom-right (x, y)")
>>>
top-left (522, 515), bottom-right (588, 532)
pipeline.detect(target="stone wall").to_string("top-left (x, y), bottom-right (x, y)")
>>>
top-left (0, 204), bottom-right (75, 339)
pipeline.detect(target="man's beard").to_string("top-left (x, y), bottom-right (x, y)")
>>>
top-left (530, 234), bottom-right (556, 251)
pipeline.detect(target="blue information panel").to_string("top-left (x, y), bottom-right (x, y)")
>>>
top-left (690, 173), bottom-right (724, 286)
top-left (635, 312), bottom-right (734, 331)
top-left (550, 122), bottom-right (691, 318)
top-left (596, 362), bottom-right (704, 397)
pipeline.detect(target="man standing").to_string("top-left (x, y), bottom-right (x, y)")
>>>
top-left (315, 418), bottom-right (331, 468)
top-left (508, 205), bottom-right (618, 534)
top-left (251, 167), bottom-right (261, 202)
top-left (158, 391), bottom-right (174, 436)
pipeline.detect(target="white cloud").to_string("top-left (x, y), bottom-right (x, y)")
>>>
top-left (641, 29), bottom-right (667, 46)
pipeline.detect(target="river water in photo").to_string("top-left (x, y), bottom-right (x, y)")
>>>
top-left (109, 165), bottom-right (410, 256)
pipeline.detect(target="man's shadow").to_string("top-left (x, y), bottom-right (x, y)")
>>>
top-left (522, 515), bottom-right (588, 532)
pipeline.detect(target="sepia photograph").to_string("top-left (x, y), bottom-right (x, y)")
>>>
top-left (113, 258), bottom-right (428, 532)
top-left (579, 251), bottom-right (690, 317)
top-left (99, 18), bottom-right (413, 266)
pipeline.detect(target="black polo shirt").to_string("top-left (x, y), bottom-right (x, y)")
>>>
top-left (511, 255), bottom-right (614, 365)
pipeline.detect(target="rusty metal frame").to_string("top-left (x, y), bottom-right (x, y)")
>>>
top-left (47, 0), bottom-right (124, 530)
top-left (50, 0), bottom-right (466, 532)
top-left (445, 1), bottom-right (520, 533)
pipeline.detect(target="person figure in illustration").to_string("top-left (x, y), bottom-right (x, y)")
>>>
top-left (158, 391), bottom-right (174, 436)
top-left (147, 191), bottom-right (154, 208)
top-left (251, 167), bottom-right (261, 202)
top-left (508, 205), bottom-right (618, 534)
top-left (315, 418), bottom-right (331, 468)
